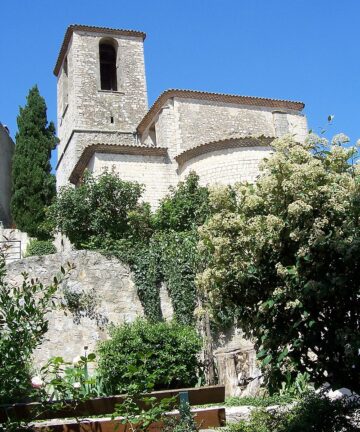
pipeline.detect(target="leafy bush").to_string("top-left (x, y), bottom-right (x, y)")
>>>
top-left (49, 171), bottom-right (146, 248)
top-left (158, 230), bottom-right (199, 325)
top-left (50, 171), bottom-right (211, 325)
top-left (154, 171), bottom-right (210, 231)
top-left (25, 239), bottom-right (56, 257)
top-left (97, 319), bottom-right (203, 394)
top-left (227, 391), bottom-right (360, 432)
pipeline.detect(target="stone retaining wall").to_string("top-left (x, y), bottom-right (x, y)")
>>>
top-left (6, 250), bottom-right (144, 366)
top-left (5, 250), bottom-right (260, 396)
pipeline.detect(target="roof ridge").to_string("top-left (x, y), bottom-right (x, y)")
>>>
top-left (164, 88), bottom-right (304, 105)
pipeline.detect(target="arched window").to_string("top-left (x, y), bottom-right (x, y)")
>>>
top-left (99, 41), bottom-right (117, 91)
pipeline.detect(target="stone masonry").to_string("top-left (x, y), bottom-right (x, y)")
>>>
top-left (6, 250), bottom-right (145, 365)
top-left (55, 25), bottom-right (308, 207)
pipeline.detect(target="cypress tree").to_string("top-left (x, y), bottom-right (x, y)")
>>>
top-left (11, 86), bottom-right (57, 239)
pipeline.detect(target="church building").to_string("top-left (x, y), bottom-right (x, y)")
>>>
top-left (55, 25), bottom-right (308, 207)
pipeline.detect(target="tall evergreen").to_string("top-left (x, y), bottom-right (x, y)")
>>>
top-left (11, 86), bottom-right (57, 238)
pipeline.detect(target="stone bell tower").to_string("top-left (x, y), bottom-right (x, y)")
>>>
top-left (54, 25), bottom-right (148, 188)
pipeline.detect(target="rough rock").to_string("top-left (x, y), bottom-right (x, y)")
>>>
top-left (6, 250), bottom-right (144, 367)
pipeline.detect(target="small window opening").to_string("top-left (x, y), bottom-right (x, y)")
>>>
top-left (110, 116), bottom-right (114, 124)
top-left (62, 57), bottom-right (69, 109)
top-left (64, 56), bottom-right (68, 76)
top-left (99, 43), bottom-right (117, 91)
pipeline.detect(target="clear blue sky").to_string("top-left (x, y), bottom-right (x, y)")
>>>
top-left (0, 0), bottom-right (359, 170)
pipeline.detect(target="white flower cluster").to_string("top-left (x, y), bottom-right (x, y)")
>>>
top-left (331, 133), bottom-right (350, 146)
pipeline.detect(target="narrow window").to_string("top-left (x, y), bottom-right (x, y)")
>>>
top-left (99, 42), bottom-right (117, 91)
top-left (62, 57), bottom-right (68, 110)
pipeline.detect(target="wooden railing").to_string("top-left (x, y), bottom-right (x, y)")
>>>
top-left (0, 385), bottom-right (226, 431)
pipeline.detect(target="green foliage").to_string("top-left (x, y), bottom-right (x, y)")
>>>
top-left (11, 86), bottom-right (56, 239)
top-left (278, 372), bottom-right (312, 398)
top-left (62, 285), bottom-right (108, 328)
top-left (129, 239), bottom-right (163, 321)
top-left (223, 394), bottom-right (295, 407)
top-left (163, 402), bottom-right (198, 432)
top-left (97, 319), bottom-right (203, 394)
top-left (226, 392), bottom-right (360, 432)
top-left (38, 352), bottom-right (106, 402)
top-left (25, 239), bottom-right (57, 257)
top-left (151, 172), bottom-right (210, 324)
top-left (103, 172), bottom-right (209, 324)
top-left (198, 134), bottom-right (360, 392)
top-left (0, 251), bottom-right (62, 404)
top-left (113, 379), bottom-right (176, 432)
top-left (158, 230), bottom-right (199, 325)
top-left (49, 170), bottom-right (146, 249)
top-left (154, 171), bottom-right (210, 231)
top-left (51, 171), bottom-right (210, 325)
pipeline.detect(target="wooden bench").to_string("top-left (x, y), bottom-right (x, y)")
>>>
top-left (0, 385), bottom-right (226, 431)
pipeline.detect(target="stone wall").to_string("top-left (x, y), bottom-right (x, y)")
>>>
top-left (88, 152), bottom-right (176, 208)
top-left (179, 145), bottom-right (272, 186)
top-left (56, 29), bottom-right (148, 188)
top-left (172, 97), bottom-right (308, 153)
top-left (6, 250), bottom-right (144, 366)
top-left (0, 123), bottom-right (14, 227)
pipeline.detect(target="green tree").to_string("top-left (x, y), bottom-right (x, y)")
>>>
top-left (153, 171), bottom-right (210, 231)
top-left (198, 133), bottom-right (360, 393)
top-left (11, 86), bottom-right (57, 238)
top-left (49, 170), bottom-right (147, 249)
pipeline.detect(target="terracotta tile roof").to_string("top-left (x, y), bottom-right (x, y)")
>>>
top-left (69, 143), bottom-right (167, 184)
top-left (137, 89), bottom-right (305, 134)
top-left (54, 24), bottom-right (146, 76)
top-left (175, 136), bottom-right (274, 166)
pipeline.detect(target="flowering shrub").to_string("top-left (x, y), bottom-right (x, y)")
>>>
top-left (198, 133), bottom-right (360, 393)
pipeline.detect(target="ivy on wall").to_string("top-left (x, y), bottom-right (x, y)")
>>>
top-left (50, 171), bottom-right (210, 325)
top-left (159, 231), bottom-right (198, 325)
